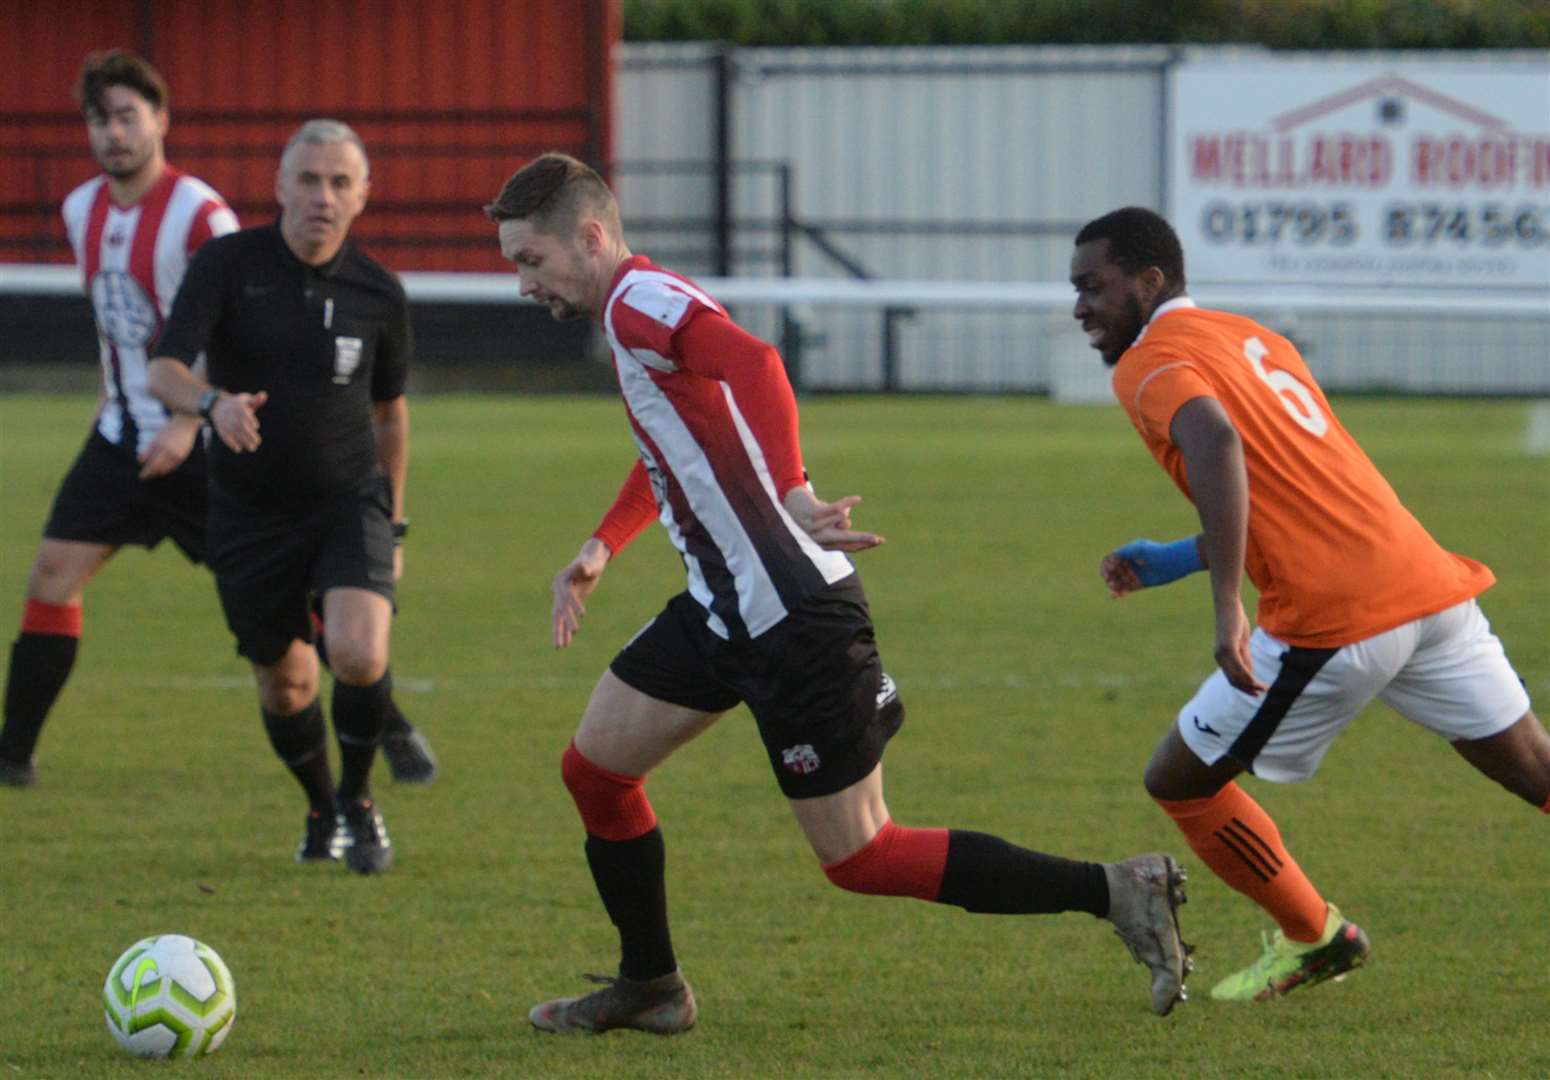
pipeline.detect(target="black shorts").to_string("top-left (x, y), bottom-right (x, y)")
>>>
top-left (43, 429), bottom-right (208, 563)
top-left (208, 475), bottom-right (395, 666)
top-left (609, 574), bottom-right (905, 799)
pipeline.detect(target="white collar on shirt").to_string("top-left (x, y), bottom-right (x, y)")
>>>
top-left (1132, 295), bottom-right (1197, 347)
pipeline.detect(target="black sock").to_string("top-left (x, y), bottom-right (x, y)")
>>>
top-left (314, 614), bottom-right (406, 738)
top-left (261, 700), bottom-right (334, 813)
top-left (935, 830), bottom-right (1110, 917)
top-left (585, 828), bottom-right (677, 981)
top-left (1, 633), bottom-right (80, 764)
top-left (333, 674), bottom-right (390, 802)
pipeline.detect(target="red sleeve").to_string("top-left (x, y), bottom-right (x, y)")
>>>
top-left (591, 460), bottom-right (658, 557)
top-left (672, 310), bottom-right (807, 496)
top-left (184, 200), bottom-right (238, 255)
top-left (185, 202), bottom-right (217, 254)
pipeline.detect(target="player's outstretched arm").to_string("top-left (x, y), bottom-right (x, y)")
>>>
top-left (1101, 536), bottom-right (1205, 598)
top-left (782, 486), bottom-right (884, 552)
top-left (552, 537), bottom-right (612, 649)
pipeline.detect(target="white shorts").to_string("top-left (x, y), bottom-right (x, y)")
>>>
top-left (1177, 599), bottom-right (1532, 783)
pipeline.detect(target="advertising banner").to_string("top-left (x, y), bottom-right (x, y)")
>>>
top-left (1169, 58), bottom-right (1550, 289)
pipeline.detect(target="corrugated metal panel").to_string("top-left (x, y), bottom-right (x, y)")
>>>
top-left (617, 43), bottom-right (1174, 291)
top-left (150, 0), bottom-right (609, 271)
top-left (726, 46), bottom-right (1172, 388)
top-left (733, 46), bottom-right (1170, 277)
top-left (614, 43), bottom-right (724, 269)
top-left (3, 0), bottom-right (616, 271)
top-left (1, 1), bottom-right (141, 115)
top-left (1, 2), bottom-right (146, 258)
top-left (150, 0), bottom-right (591, 112)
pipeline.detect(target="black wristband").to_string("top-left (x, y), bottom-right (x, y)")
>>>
top-left (390, 519), bottom-right (410, 544)
top-left (197, 388), bottom-right (220, 421)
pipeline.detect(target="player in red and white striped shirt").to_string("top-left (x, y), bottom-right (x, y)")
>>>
top-left (62, 141), bottom-right (235, 462)
top-left (486, 153), bottom-right (1194, 1033)
top-left (0, 51), bottom-right (232, 787)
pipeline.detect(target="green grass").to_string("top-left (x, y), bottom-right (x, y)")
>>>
top-left (1, 393), bottom-right (1546, 1079)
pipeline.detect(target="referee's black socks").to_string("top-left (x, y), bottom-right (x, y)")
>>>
top-left (333, 671), bottom-right (392, 802)
top-left (261, 699), bottom-right (334, 813)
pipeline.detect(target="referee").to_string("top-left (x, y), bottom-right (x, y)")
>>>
top-left (149, 119), bottom-right (410, 874)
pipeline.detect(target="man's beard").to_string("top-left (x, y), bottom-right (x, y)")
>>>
top-left (1102, 294), bottom-right (1146, 367)
top-left (100, 149), bottom-right (150, 180)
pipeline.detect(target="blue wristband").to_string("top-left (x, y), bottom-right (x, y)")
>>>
top-left (1115, 537), bottom-right (1203, 587)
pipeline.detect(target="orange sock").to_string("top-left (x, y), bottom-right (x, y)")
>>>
top-left (1157, 782), bottom-right (1328, 943)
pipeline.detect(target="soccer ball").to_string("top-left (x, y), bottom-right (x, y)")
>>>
top-left (103, 934), bottom-right (235, 1058)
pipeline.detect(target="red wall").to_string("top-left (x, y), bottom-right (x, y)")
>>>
top-left (1, 0), bottom-right (618, 270)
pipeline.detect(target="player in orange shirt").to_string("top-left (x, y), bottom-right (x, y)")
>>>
top-left (1071, 206), bottom-right (1550, 1002)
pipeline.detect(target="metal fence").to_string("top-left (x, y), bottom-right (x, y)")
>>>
top-left (616, 43), bottom-right (1550, 394)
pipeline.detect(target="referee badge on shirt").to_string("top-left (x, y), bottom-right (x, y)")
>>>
top-left (333, 336), bottom-right (363, 384)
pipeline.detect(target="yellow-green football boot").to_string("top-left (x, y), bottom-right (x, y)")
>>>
top-left (1210, 904), bottom-right (1370, 1002)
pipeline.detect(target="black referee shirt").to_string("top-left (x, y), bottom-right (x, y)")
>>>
top-left (156, 221), bottom-right (410, 510)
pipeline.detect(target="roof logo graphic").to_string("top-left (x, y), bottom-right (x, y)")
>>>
top-left (1271, 73), bottom-right (1510, 134)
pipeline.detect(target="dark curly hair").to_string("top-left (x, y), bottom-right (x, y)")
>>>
top-left (1075, 207), bottom-right (1186, 290)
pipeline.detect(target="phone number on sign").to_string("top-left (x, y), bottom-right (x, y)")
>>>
top-left (1383, 203), bottom-right (1547, 248)
top-left (1203, 201), bottom-right (1549, 248)
top-left (1202, 202), bottom-right (1356, 246)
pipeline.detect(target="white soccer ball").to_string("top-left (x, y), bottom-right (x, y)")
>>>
top-left (103, 934), bottom-right (235, 1058)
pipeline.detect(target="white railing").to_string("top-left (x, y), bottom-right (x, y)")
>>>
top-left (4, 263), bottom-right (1545, 395)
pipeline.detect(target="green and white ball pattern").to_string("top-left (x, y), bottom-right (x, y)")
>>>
top-left (103, 934), bottom-right (235, 1058)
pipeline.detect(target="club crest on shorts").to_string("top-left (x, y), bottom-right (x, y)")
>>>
top-left (781, 744), bottom-right (821, 776)
top-left (333, 336), bottom-right (363, 384)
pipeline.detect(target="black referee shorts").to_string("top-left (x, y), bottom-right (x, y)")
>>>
top-left (609, 574), bottom-right (905, 799)
top-left (43, 429), bottom-right (208, 562)
top-left (208, 475), bottom-right (395, 666)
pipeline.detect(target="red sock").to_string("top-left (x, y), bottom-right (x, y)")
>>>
top-left (1541, 792), bottom-right (1550, 815)
top-left (560, 741), bottom-right (657, 841)
top-left (822, 820), bottom-right (949, 901)
top-left (21, 599), bottom-right (82, 637)
top-left (1157, 782), bottom-right (1328, 943)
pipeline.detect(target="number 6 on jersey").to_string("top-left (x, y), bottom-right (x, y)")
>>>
top-left (1243, 335), bottom-right (1328, 436)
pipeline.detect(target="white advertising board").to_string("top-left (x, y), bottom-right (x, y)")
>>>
top-left (1168, 58), bottom-right (1550, 289)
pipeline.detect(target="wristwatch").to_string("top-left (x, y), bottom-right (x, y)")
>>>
top-left (196, 388), bottom-right (220, 421)
top-left (391, 519), bottom-right (410, 544)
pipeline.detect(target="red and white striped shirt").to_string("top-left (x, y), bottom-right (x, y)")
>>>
top-left (598, 255), bottom-right (854, 640)
top-left (61, 165), bottom-right (237, 456)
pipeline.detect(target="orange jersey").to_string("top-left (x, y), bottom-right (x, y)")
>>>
top-left (1112, 299), bottom-right (1493, 648)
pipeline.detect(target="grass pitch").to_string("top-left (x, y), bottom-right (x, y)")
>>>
top-left (1, 393), bottom-right (1546, 1079)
